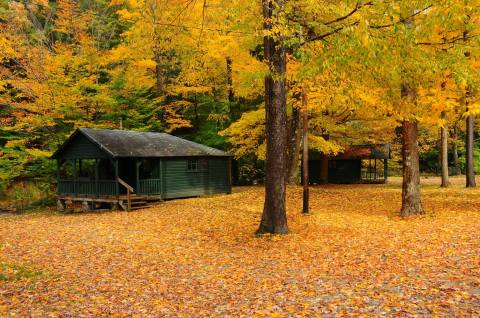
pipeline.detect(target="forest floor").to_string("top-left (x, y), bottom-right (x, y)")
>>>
top-left (0, 176), bottom-right (479, 317)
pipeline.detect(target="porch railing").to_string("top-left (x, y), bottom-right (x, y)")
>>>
top-left (58, 180), bottom-right (117, 196)
top-left (361, 169), bottom-right (385, 182)
top-left (117, 177), bottom-right (134, 211)
top-left (138, 179), bottom-right (162, 195)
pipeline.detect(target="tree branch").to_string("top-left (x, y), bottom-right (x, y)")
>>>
top-left (323, 1), bottom-right (372, 26)
top-left (369, 5), bottom-right (433, 29)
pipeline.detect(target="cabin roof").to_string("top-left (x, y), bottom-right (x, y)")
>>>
top-left (52, 128), bottom-right (231, 159)
top-left (310, 144), bottom-right (391, 160)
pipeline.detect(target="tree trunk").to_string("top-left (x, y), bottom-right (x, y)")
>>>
top-left (302, 87), bottom-right (309, 214)
top-left (452, 127), bottom-right (461, 176)
top-left (226, 56), bottom-right (235, 117)
top-left (257, 0), bottom-right (288, 235)
top-left (226, 57), bottom-right (234, 103)
top-left (466, 113), bottom-right (476, 187)
top-left (286, 106), bottom-right (302, 184)
top-left (154, 52), bottom-right (163, 97)
top-left (401, 120), bottom-right (424, 217)
top-left (440, 111), bottom-right (449, 187)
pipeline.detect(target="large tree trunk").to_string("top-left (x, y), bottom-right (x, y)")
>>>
top-left (302, 87), bottom-right (309, 214)
top-left (452, 127), bottom-right (461, 176)
top-left (154, 52), bottom-right (163, 97)
top-left (226, 57), bottom-right (234, 102)
top-left (226, 56), bottom-right (235, 116)
top-left (286, 106), bottom-right (302, 184)
top-left (466, 113), bottom-right (476, 187)
top-left (401, 120), bottom-right (424, 217)
top-left (440, 111), bottom-right (450, 187)
top-left (257, 0), bottom-right (288, 235)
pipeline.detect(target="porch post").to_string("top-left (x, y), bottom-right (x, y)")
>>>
top-left (135, 158), bottom-right (140, 194)
top-left (56, 160), bottom-right (60, 194)
top-left (159, 159), bottom-right (164, 199)
top-left (114, 159), bottom-right (119, 196)
top-left (95, 159), bottom-right (99, 197)
top-left (384, 158), bottom-right (388, 183)
top-left (73, 159), bottom-right (77, 196)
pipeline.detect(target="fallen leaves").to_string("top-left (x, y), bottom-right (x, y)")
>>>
top-left (0, 177), bottom-right (479, 317)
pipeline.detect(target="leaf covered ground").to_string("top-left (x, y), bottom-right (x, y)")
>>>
top-left (1, 177), bottom-right (479, 317)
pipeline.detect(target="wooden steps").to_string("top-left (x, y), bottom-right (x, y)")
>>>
top-left (119, 197), bottom-right (162, 211)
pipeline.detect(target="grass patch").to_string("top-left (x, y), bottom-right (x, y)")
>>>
top-left (0, 262), bottom-right (44, 281)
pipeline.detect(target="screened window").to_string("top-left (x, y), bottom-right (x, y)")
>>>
top-left (187, 159), bottom-right (199, 171)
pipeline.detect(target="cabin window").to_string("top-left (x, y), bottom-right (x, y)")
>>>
top-left (187, 158), bottom-right (208, 171)
top-left (187, 159), bottom-right (199, 171)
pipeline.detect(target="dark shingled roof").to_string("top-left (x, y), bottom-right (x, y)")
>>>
top-left (332, 144), bottom-right (391, 160)
top-left (309, 144), bottom-right (391, 160)
top-left (52, 128), bottom-right (230, 158)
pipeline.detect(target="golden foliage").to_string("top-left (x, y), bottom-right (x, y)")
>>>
top-left (1, 178), bottom-right (479, 316)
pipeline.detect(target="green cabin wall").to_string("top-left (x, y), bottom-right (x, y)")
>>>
top-left (161, 157), bottom-right (231, 199)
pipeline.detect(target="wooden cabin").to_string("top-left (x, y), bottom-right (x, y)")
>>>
top-left (51, 128), bottom-right (232, 211)
top-left (308, 144), bottom-right (391, 184)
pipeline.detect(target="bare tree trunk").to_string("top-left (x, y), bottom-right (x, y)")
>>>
top-left (226, 56), bottom-right (234, 116)
top-left (466, 113), bottom-right (476, 187)
top-left (401, 120), bottom-right (424, 217)
top-left (257, 0), bottom-right (288, 235)
top-left (441, 111), bottom-right (450, 187)
top-left (302, 88), bottom-right (309, 214)
top-left (452, 127), bottom-right (460, 176)
top-left (286, 106), bottom-right (302, 184)
top-left (226, 57), bottom-right (234, 103)
top-left (154, 52), bottom-right (163, 97)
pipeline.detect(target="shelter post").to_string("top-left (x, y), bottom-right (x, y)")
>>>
top-left (73, 159), bottom-right (77, 196)
top-left (56, 160), bottom-right (60, 193)
top-left (114, 159), bottom-right (119, 196)
top-left (95, 159), bottom-right (99, 197)
top-left (136, 158), bottom-right (140, 193)
top-left (384, 158), bottom-right (388, 182)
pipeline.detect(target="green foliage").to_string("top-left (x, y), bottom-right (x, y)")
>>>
top-left (458, 143), bottom-right (480, 174)
top-left (0, 262), bottom-right (44, 281)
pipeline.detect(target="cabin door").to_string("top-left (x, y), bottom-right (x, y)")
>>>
top-left (118, 158), bottom-right (137, 193)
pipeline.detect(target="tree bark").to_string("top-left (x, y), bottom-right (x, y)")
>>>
top-left (466, 113), bottom-right (476, 187)
top-left (302, 88), bottom-right (309, 214)
top-left (154, 52), bottom-right (163, 97)
top-left (440, 111), bottom-right (450, 187)
top-left (257, 0), bottom-right (288, 235)
top-left (286, 105), bottom-right (302, 184)
top-left (401, 120), bottom-right (424, 217)
top-left (452, 127), bottom-right (461, 176)
top-left (226, 57), bottom-right (234, 103)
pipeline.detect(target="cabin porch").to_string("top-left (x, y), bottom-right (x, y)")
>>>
top-left (56, 157), bottom-right (163, 211)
